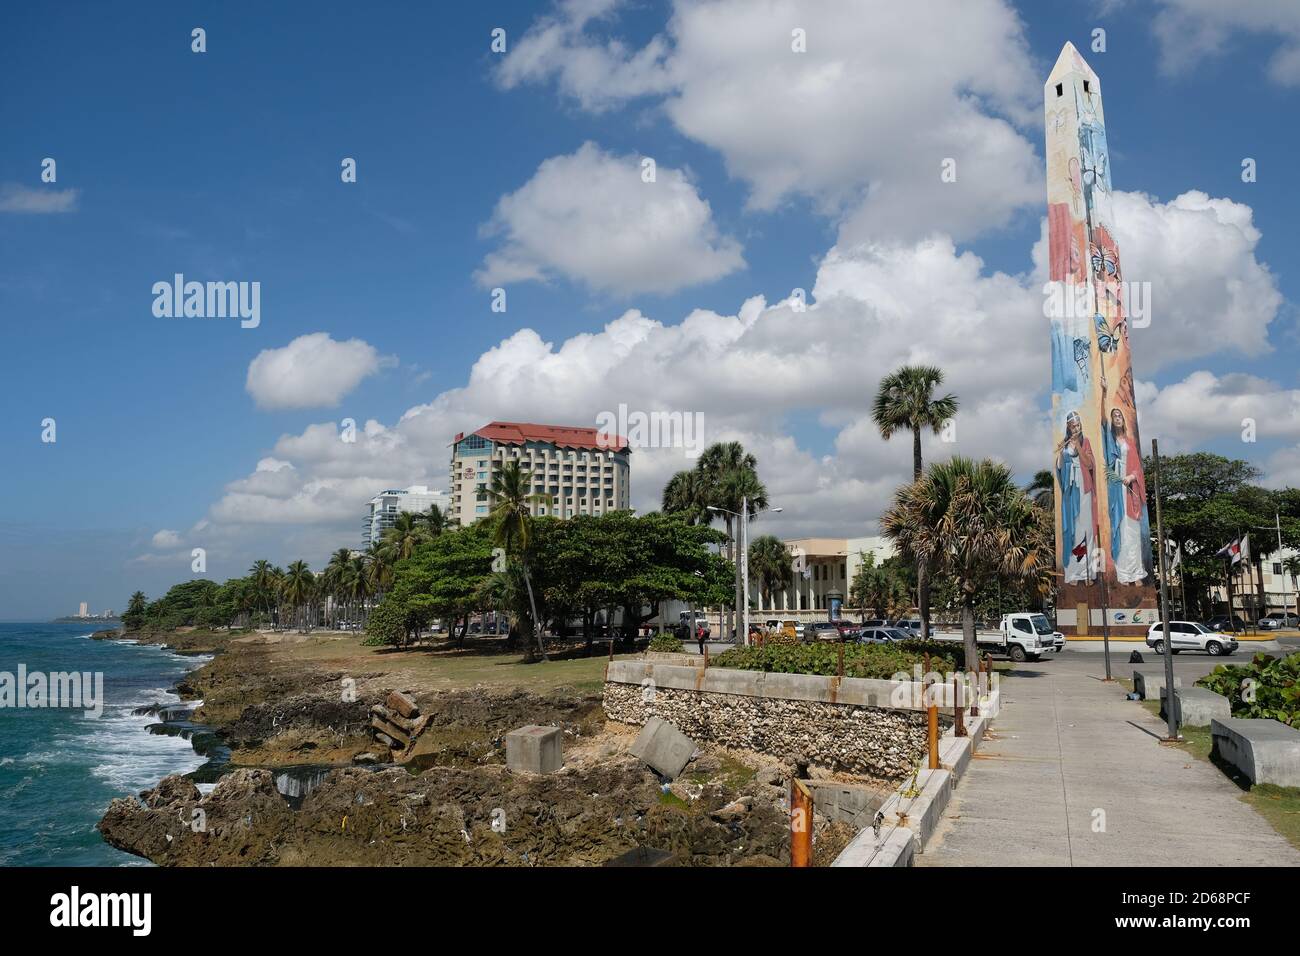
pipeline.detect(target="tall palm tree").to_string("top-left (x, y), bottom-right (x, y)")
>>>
top-left (363, 544), bottom-right (392, 613)
top-left (322, 548), bottom-right (354, 627)
top-left (696, 442), bottom-right (768, 640)
top-left (748, 534), bottom-right (794, 611)
top-left (872, 365), bottom-right (960, 639)
top-left (249, 559), bottom-right (275, 623)
top-left (381, 512), bottom-right (428, 563)
top-left (489, 461), bottom-right (552, 660)
top-left (281, 560), bottom-right (316, 632)
top-left (346, 553), bottom-right (371, 626)
top-left (882, 456), bottom-right (1050, 668)
top-left (1025, 470), bottom-right (1055, 511)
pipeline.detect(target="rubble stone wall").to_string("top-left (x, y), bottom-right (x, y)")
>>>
top-left (603, 663), bottom-right (944, 779)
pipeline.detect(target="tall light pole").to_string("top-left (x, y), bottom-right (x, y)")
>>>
top-left (1254, 511), bottom-right (1290, 623)
top-left (709, 502), bottom-right (782, 645)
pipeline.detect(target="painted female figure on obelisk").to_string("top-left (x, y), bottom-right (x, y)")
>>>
top-left (1044, 43), bottom-right (1156, 635)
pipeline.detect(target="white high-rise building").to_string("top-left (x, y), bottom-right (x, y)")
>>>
top-left (78, 601), bottom-right (89, 618)
top-left (363, 485), bottom-right (449, 548)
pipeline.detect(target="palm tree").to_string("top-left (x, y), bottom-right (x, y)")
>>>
top-left (882, 456), bottom-right (1050, 668)
top-left (662, 469), bottom-right (710, 525)
top-left (249, 559), bottom-right (275, 624)
top-left (381, 512), bottom-right (428, 563)
top-left (696, 442), bottom-right (768, 640)
top-left (1025, 470), bottom-right (1055, 511)
top-left (489, 460), bottom-right (552, 660)
top-left (322, 548), bottom-right (354, 628)
top-left (281, 560), bottom-right (316, 632)
top-left (872, 365), bottom-right (959, 639)
top-left (748, 534), bottom-right (794, 611)
top-left (363, 544), bottom-right (392, 615)
top-left (421, 503), bottom-right (448, 537)
top-left (1284, 554), bottom-right (1300, 621)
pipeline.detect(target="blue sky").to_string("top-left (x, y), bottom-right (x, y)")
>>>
top-left (2, 0), bottom-right (1298, 618)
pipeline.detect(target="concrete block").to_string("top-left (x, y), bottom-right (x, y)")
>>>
top-left (505, 724), bottom-right (563, 774)
top-left (386, 690), bottom-right (420, 719)
top-left (1133, 669), bottom-right (1180, 701)
top-left (629, 717), bottom-right (697, 780)
top-left (1212, 717), bottom-right (1300, 788)
top-left (804, 780), bottom-right (886, 827)
top-left (833, 824), bottom-right (916, 867)
top-left (1160, 685), bottom-right (1230, 726)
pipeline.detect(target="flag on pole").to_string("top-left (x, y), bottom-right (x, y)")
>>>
top-left (1166, 540), bottom-right (1181, 570)
top-left (1240, 533), bottom-right (1251, 564)
top-left (1216, 537), bottom-right (1246, 565)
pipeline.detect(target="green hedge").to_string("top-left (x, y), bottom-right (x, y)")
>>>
top-left (1198, 652), bottom-right (1300, 728)
top-left (649, 632), bottom-right (686, 652)
top-left (712, 642), bottom-right (961, 680)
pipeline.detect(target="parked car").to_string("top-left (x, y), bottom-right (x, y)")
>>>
top-left (860, 618), bottom-right (889, 629)
top-left (1259, 612), bottom-right (1299, 629)
top-left (890, 619), bottom-right (922, 636)
top-left (859, 626), bottom-right (911, 644)
top-left (1146, 621), bottom-right (1238, 656)
top-left (1203, 614), bottom-right (1247, 633)
top-left (805, 621), bottom-right (842, 642)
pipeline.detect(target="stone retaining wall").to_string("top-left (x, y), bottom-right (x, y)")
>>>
top-left (603, 661), bottom-right (949, 779)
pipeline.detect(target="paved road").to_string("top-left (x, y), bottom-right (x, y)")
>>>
top-left (918, 649), bottom-right (1300, 866)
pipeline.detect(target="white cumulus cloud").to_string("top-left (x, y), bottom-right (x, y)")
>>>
top-left (245, 333), bottom-right (389, 410)
top-left (475, 142), bottom-right (744, 296)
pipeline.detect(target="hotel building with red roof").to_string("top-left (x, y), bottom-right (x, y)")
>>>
top-left (448, 421), bottom-right (631, 525)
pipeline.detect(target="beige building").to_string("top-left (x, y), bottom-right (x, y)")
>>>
top-left (448, 421), bottom-right (631, 525)
top-left (1207, 546), bottom-right (1298, 619)
top-left (751, 536), bottom-right (898, 620)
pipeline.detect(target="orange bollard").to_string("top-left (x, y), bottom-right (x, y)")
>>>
top-left (927, 701), bottom-right (939, 769)
top-left (790, 778), bottom-right (814, 867)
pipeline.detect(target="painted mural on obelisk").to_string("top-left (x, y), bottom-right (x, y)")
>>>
top-left (1044, 43), bottom-right (1156, 636)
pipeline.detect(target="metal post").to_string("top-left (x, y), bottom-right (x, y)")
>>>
top-left (953, 677), bottom-right (966, 737)
top-left (1152, 439), bottom-right (1179, 741)
top-left (790, 779), bottom-right (813, 867)
top-left (1277, 512), bottom-right (1291, 625)
top-left (927, 699), bottom-right (940, 770)
top-left (741, 496), bottom-right (750, 647)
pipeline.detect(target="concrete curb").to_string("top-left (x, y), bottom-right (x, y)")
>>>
top-left (832, 710), bottom-right (991, 867)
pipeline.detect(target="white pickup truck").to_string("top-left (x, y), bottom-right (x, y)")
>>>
top-left (931, 612), bottom-right (1062, 662)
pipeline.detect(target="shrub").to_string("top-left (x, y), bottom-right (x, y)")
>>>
top-left (1198, 652), bottom-right (1300, 728)
top-left (649, 631), bottom-right (686, 652)
top-left (712, 641), bottom-right (961, 681)
top-left (896, 638), bottom-right (969, 670)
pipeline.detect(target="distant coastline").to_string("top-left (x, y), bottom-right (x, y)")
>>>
top-left (51, 616), bottom-right (120, 624)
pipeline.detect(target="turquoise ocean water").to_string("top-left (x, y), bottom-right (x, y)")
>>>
top-left (0, 622), bottom-right (209, 866)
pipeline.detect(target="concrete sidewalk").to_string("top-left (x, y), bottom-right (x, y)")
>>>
top-left (918, 665), bottom-right (1300, 866)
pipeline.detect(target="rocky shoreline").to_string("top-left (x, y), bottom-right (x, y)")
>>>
top-left (94, 627), bottom-right (851, 866)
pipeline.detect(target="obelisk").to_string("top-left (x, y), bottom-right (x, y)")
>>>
top-left (1044, 43), bottom-right (1157, 637)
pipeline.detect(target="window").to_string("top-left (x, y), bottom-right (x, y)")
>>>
top-left (1273, 563), bottom-right (1283, 576)
top-left (1055, 82), bottom-right (1063, 97)
top-left (1083, 80), bottom-right (1090, 93)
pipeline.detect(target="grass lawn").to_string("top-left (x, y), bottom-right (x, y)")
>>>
top-left (1138, 699), bottom-right (1300, 851)
top-left (272, 631), bottom-right (616, 697)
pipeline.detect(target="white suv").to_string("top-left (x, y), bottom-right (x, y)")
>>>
top-left (1145, 621), bottom-right (1238, 656)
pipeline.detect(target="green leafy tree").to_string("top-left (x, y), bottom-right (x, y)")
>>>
top-left (872, 364), bottom-right (959, 639)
